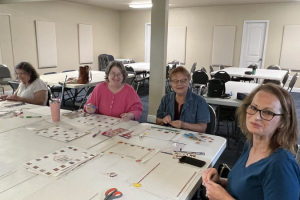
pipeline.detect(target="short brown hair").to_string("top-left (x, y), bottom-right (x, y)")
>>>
top-left (15, 62), bottom-right (39, 83)
top-left (105, 61), bottom-right (128, 83)
top-left (169, 66), bottom-right (191, 81)
top-left (236, 83), bottom-right (298, 154)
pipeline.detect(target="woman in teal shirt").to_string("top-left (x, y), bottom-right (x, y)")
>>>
top-left (202, 83), bottom-right (299, 200)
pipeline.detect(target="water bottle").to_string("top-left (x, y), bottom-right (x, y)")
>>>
top-left (252, 64), bottom-right (257, 75)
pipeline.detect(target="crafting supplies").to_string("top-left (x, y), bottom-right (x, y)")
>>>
top-left (104, 188), bottom-right (122, 200)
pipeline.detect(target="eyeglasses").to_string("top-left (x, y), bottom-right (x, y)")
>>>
top-left (109, 73), bottom-right (123, 78)
top-left (246, 105), bottom-right (283, 121)
top-left (170, 78), bottom-right (188, 85)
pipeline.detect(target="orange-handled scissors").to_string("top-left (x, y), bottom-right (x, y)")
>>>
top-left (104, 188), bottom-right (123, 200)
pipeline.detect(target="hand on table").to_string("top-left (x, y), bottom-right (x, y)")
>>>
top-left (120, 112), bottom-right (134, 121)
top-left (162, 115), bottom-right (172, 124)
top-left (0, 95), bottom-right (8, 100)
top-left (85, 103), bottom-right (97, 114)
top-left (169, 120), bottom-right (182, 129)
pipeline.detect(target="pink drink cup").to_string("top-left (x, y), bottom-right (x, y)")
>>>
top-left (49, 99), bottom-right (61, 122)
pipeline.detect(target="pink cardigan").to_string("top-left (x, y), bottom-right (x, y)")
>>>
top-left (85, 82), bottom-right (143, 120)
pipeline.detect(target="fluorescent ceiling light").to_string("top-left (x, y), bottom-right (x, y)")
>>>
top-left (129, 3), bottom-right (152, 8)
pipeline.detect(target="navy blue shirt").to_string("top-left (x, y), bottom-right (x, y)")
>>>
top-left (156, 89), bottom-right (210, 125)
top-left (228, 143), bottom-right (300, 200)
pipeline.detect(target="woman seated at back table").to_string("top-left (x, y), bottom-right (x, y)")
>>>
top-left (202, 83), bottom-right (300, 200)
top-left (156, 66), bottom-right (210, 132)
top-left (0, 62), bottom-right (48, 106)
top-left (84, 61), bottom-right (143, 121)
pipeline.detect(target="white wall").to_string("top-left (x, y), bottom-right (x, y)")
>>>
top-left (0, 1), bottom-right (120, 77)
top-left (120, 2), bottom-right (300, 89)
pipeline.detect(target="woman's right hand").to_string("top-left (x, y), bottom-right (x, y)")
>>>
top-left (85, 103), bottom-right (97, 114)
top-left (0, 95), bottom-right (8, 100)
top-left (162, 115), bottom-right (172, 124)
top-left (202, 167), bottom-right (220, 185)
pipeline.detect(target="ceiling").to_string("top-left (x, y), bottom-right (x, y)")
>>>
top-left (0, 0), bottom-right (299, 10)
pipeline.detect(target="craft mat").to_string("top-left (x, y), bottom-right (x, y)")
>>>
top-left (25, 120), bottom-right (94, 142)
top-left (127, 157), bottom-right (202, 200)
top-left (102, 141), bottom-right (159, 163)
top-left (23, 146), bottom-right (98, 177)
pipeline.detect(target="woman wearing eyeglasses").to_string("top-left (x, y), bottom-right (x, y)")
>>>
top-left (202, 83), bottom-right (300, 200)
top-left (84, 61), bottom-right (143, 121)
top-left (156, 66), bottom-right (210, 132)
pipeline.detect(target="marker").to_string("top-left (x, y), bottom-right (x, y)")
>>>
top-left (92, 130), bottom-right (101, 138)
top-left (26, 116), bottom-right (42, 118)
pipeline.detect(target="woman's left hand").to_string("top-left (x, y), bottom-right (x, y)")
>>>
top-left (205, 180), bottom-right (234, 200)
top-left (120, 112), bottom-right (134, 121)
top-left (169, 120), bottom-right (182, 129)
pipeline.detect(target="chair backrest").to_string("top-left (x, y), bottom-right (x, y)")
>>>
top-left (287, 72), bottom-right (298, 92)
top-left (219, 65), bottom-right (225, 70)
top-left (214, 71), bottom-right (231, 83)
top-left (267, 65), bottom-right (281, 70)
top-left (79, 86), bottom-right (95, 109)
top-left (190, 62), bottom-right (197, 74)
top-left (46, 85), bottom-right (53, 106)
top-left (192, 70), bottom-right (209, 85)
top-left (8, 80), bottom-right (20, 94)
top-left (206, 105), bottom-right (216, 135)
top-left (125, 74), bottom-right (136, 86)
top-left (281, 71), bottom-right (290, 87)
top-left (166, 65), bottom-right (170, 79)
top-left (209, 65), bottom-right (214, 73)
top-left (0, 65), bottom-right (11, 79)
top-left (295, 144), bottom-right (300, 168)
top-left (125, 65), bottom-right (135, 73)
top-left (200, 67), bottom-right (207, 73)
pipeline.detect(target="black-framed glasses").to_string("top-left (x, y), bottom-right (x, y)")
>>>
top-left (246, 105), bottom-right (283, 121)
top-left (170, 78), bottom-right (188, 85)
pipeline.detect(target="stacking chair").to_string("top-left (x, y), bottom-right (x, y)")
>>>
top-left (8, 80), bottom-right (20, 94)
top-left (75, 86), bottom-right (95, 109)
top-left (165, 65), bottom-right (172, 94)
top-left (281, 70), bottom-right (290, 87)
top-left (214, 71), bottom-right (231, 83)
top-left (191, 70), bottom-right (209, 95)
top-left (190, 62), bottom-right (197, 75)
top-left (0, 64), bottom-right (11, 94)
top-left (44, 72), bottom-right (61, 98)
top-left (219, 65), bottom-right (225, 70)
top-left (125, 65), bottom-right (148, 93)
top-left (263, 65), bottom-right (282, 85)
top-left (200, 67), bottom-right (207, 73)
top-left (205, 105), bottom-right (216, 135)
top-left (209, 65), bottom-right (214, 78)
top-left (267, 65), bottom-right (281, 70)
top-left (287, 72), bottom-right (298, 92)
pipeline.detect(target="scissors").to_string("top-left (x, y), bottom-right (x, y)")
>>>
top-left (104, 188), bottom-right (123, 200)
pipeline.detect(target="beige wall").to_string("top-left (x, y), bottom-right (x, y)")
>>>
top-left (0, 1), bottom-right (120, 77)
top-left (120, 2), bottom-right (300, 88)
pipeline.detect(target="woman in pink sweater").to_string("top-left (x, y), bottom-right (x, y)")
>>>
top-left (84, 61), bottom-right (143, 121)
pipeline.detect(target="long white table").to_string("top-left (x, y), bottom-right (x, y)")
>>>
top-left (40, 70), bottom-right (106, 89)
top-left (211, 67), bottom-right (287, 82)
top-left (204, 81), bottom-right (260, 107)
top-left (0, 103), bottom-right (226, 200)
top-left (124, 62), bottom-right (150, 72)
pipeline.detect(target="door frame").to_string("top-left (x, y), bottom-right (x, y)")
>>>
top-left (239, 20), bottom-right (269, 69)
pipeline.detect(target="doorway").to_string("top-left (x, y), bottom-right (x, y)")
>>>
top-left (239, 20), bottom-right (269, 69)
